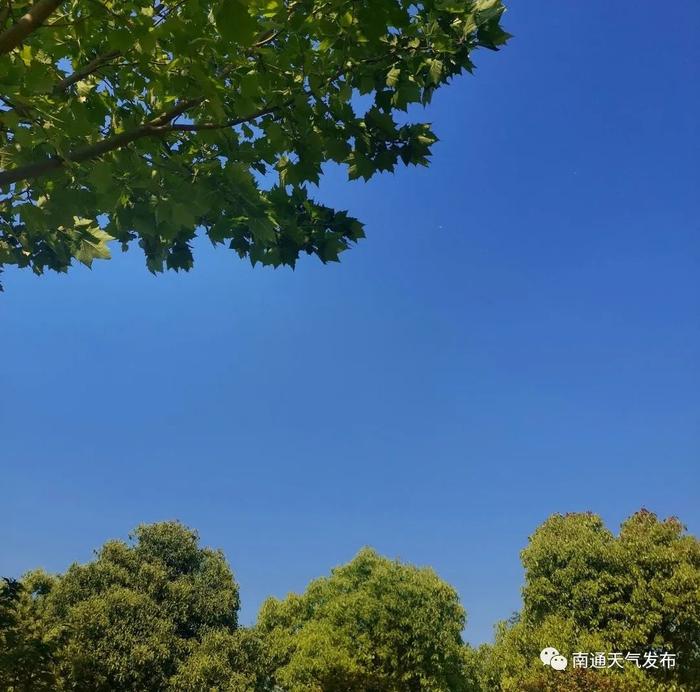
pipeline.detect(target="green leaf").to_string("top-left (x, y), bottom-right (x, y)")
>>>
top-left (74, 225), bottom-right (114, 267)
top-left (427, 59), bottom-right (443, 85)
top-left (214, 0), bottom-right (260, 47)
top-left (386, 67), bottom-right (401, 87)
top-left (249, 216), bottom-right (277, 244)
top-left (170, 203), bottom-right (197, 230)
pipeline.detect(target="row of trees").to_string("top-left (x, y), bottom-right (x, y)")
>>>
top-left (2, 510), bottom-right (699, 691)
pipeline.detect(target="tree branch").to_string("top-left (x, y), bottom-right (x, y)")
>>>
top-left (0, 0), bottom-right (63, 55)
top-left (0, 99), bottom-right (198, 186)
top-left (253, 30), bottom-right (280, 48)
top-left (54, 49), bottom-right (121, 92)
top-left (49, 21), bottom-right (275, 96)
top-left (167, 103), bottom-right (284, 131)
top-left (0, 99), bottom-right (288, 187)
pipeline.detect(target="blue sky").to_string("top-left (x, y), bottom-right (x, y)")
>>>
top-left (1, 1), bottom-right (698, 645)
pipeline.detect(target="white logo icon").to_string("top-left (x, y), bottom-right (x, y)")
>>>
top-left (551, 655), bottom-right (568, 671)
top-left (541, 647), bottom-right (568, 671)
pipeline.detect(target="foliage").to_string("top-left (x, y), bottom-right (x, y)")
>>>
top-left (257, 547), bottom-right (471, 691)
top-left (169, 628), bottom-right (271, 691)
top-left (2, 511), bottom-right (697, 691)
top-left (0, 577), bottom-right (57, 691)
top-left (0, 0), bottom-right (510, 286)
top-left (476, 510), bottom-right (700, 691)
top-left (25, 521), bottom-right (241, 691)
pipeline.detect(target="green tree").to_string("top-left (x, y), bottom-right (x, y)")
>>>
top-left (257, 547), bottom-right (471, 692)
top-left (0, 0), bottom-right (509, 287)
top-left (0, 576), bottom-right (57, 691)
top-left (475, 510), bottom-right (700, 691)
top-left (24, 521), bottom-right (245, 691)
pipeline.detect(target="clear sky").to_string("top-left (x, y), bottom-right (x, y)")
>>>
top-left (1, 1), bottom-right (698, 645)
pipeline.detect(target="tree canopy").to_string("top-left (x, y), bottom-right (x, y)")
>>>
top-left (1, 521), bottom-right (254, 691)
top-left (0, 0), bottom-right (510, 286)
top-left (472, 510), bottom-right (700, 691)
top-left (0, 577), bottom-right (55, 691)
top-left (257, 547), bottom-right (470, 691)
top-left (2, 510), bottom-right (697, 691)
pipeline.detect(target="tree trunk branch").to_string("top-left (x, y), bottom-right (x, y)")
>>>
top-left (0, 0), bottom-right (64, 55)
top-left (0, 99), bottom-right (288, 187)
top-left (167, 103), bottom-right (284, 131)
top-left (54, 49), bottom-right (121, 92)
top-left (0, 99), bottom-right (199, 186)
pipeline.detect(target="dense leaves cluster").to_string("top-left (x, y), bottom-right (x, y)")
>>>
top-left (258, 547), bottom-right (469, 691)
top-left (0, 577), bottom-right (55, 690)
top-left (472, 510), bottom-right (700, 691)
top-left (1, 522), bottom-right (252, 691)
top-left (2, 510), bottom-right (698, 691)
top-left (0, 0), bottom-right (509, 286)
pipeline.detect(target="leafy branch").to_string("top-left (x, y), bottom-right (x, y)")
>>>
top-left (0, 0), bottom-right (510, 282)
top-left (0, 98), bottom-right (288, 185)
